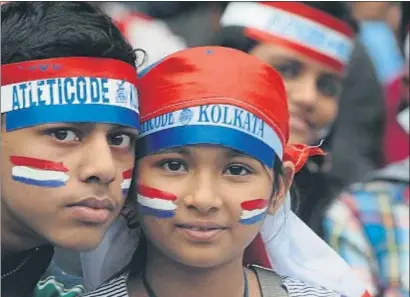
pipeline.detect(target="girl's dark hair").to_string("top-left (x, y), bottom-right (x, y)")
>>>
top-left (128, 154), bottom-right (288, 276)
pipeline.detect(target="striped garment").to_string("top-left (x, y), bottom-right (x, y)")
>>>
top-left (82, 270), bottom-right (342, 297)
top-left (324, 180), bottom-right (409, 297)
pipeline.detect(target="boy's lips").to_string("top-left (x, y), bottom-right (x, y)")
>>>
top-left (69, 197), bottom-right (115, 210)
top-left (67, 197), bottom-right (116, 224)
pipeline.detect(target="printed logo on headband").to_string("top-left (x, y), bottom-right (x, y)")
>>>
top-left (139, 104), bottom-right (283, 162)
top-left (1, 77), bottom-right (138, 113)
top-left (1, 57), bottom-right (140, 131)
top-left (221, 2), bottom-right (353, 72)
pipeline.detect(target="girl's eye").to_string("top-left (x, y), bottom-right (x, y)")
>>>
top-left (161, 161), bottom-right (187, 173)
top-left (224, 165), bottom-right (251, 176)
top-left (109, 133), bottom-right (133, 149)
top-left (48, 129), bottom-right (79, 142)
top-left (273, 61), bottom-right (302, 80)
top-left (317, 74), bottom-right (341, 98)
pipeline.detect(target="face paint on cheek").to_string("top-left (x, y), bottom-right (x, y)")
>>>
top-left (9, 156), bottom-right (69, 188)
top-left (121, 169), bottom-right (133, 197)
top-left (239, 199), bottom-right (268, 225)
top-left (137, 185), bottom-right (177, 218)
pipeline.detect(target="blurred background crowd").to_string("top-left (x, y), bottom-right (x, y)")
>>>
top-left (52, 2), bottom-right (409, 296)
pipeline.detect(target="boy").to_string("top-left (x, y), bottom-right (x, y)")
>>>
top-left (1, 2), bottom-right (139, 296)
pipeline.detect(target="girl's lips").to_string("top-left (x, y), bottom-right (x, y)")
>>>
top-left (290, 115), bottom-right (309, 133)
top-left (175, 221), bottom-right (228, 242)
top-left (177, 226), bottom-right (225, 242)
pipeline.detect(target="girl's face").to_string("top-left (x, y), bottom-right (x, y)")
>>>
top-left (249, 44), bottom-right (341, 144)
top-left (136, 145), bottom-right (292, 268)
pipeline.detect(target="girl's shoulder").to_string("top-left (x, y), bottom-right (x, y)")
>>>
top-left (81, 272), bottom-right (129, 297)
top-left (250, 265), bottom-right (342, 297)
top-left (281, 276), bottom-right (342, 297)
top-left (83, 267), bottom-right (343, 297)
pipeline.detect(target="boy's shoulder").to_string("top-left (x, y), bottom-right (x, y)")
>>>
top-left (34, 276), bottom-right (85, 297)
top-left (33, 261), bottom-right (86, 297)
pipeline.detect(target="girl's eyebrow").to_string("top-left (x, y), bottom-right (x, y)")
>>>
top-left (224, 149), bottom-right (248, 159)
top-left (153, 147), bottom-right (192, 156)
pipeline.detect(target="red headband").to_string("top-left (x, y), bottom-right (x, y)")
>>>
top-left (138, 46), bottom-right (324, 172)
top-left (2, 57), bottom-right (138, 86)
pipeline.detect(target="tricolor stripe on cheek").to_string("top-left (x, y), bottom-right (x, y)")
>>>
top-left (239, 199), bottom-right (268, 225)
top-left (137, 185), bottom-right (177, 218)
top-left (121, 169), bottom-right (133, 197)
top-left (10, 156), bottom-right (69, 188)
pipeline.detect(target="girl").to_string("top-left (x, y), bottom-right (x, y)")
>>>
top-left (209, 1), bottom-right (379, 233)
top-left (82, 46), bottom-right (370, 297)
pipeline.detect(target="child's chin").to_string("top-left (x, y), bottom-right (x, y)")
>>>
top-left (50, 230), bottom-right (105, 252)
top-left (175, 252), bottom-right (230, 269)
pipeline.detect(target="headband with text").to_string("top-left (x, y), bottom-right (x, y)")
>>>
top-left (1, 57), bottom-right (139, 131)
top-left (138, 103), bottom-right (283, 167)
top-left (220, 2), bottom-right (354, 73)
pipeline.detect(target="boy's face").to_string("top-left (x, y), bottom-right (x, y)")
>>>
top-left (1, 121), bottom-right (137, 252)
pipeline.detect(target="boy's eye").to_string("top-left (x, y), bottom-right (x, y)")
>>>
top-left (49, 129), bottom-right (79, 142)
top-left (109, 134), bottom-right (133, 149)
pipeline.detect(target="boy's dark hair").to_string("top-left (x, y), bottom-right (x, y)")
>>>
top-left (1, 2), bottom-right (137, 67)
top-left (210, 2), bottom-right (358, 53)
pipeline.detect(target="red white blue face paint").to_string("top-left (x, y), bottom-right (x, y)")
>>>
top-left (121, 169), bottom-right (132, 197)
top-left (1, 57), bottom-right (139, 131)
top-left (10, 156), bottom-right (69, 188)
top-left (137, 185), bottom-right (177, 218)
top-left (239, 199), bottom-right (268, 225)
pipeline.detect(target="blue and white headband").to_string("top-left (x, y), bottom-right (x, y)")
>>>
top-left (1, 57), bottom-right (139, 131)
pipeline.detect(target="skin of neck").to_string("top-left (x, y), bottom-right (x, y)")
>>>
top-left (1, 203), bottom-right (44, 258)
top-left (140, 241), bottom-right (247, 297)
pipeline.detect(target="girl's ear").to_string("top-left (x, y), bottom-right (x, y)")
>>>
top-left (267, 160), bottom-right (295, 215)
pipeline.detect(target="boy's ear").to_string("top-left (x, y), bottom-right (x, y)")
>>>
top-left (267, 160), bottom-right (295, 215)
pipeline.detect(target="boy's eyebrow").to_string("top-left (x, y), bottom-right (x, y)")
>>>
top-left (69, 123), bottom-right (96, 131)
top-left (68, 123), bottom-right (137, 134)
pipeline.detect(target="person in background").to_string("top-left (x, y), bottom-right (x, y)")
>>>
top-left (314, 36), bottom-right (386, 235)
top-left (314, 5), bottom-right (409, 236)
top-left (1, 2), bottom-right (139, 296)
top-left (129, 1), bottom-right (229, 47)
top-left (350, 1), bottom-right (407, 165)
top-left (324, 29), bottom-right (410, 297)
top-left (209, 1), bottom-right (370, 230)
top-left (351, 2), bottom-right (402, 38)
top-left (97, 2), bottom-right (187, 69)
